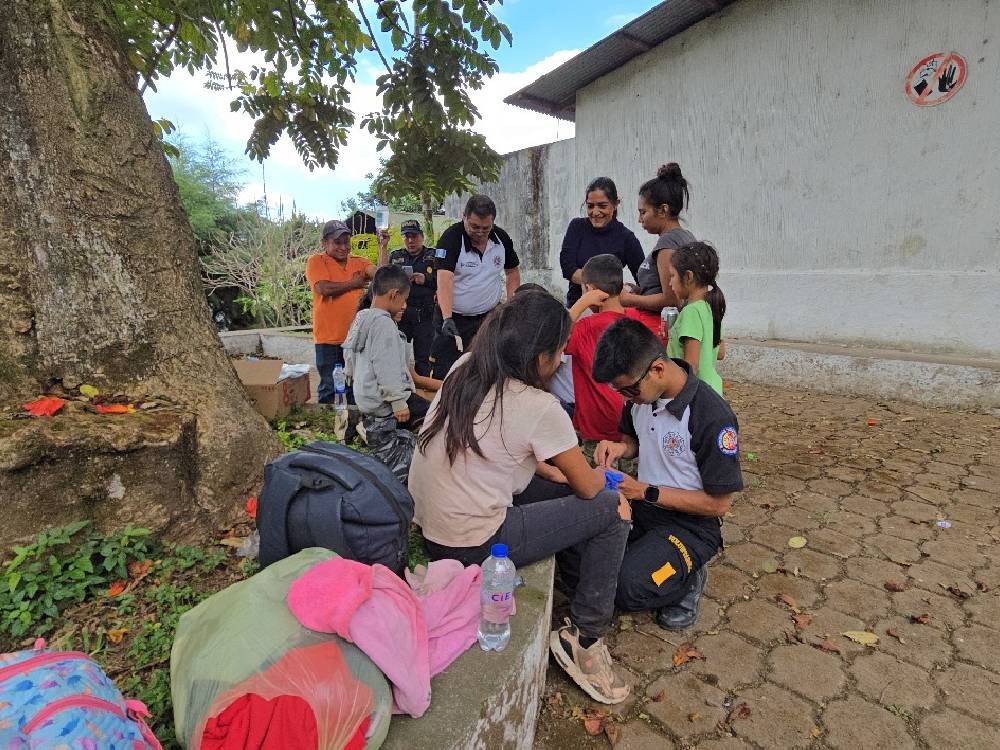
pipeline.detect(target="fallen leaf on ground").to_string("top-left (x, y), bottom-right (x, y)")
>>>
top-left (245, 496), bottom-right (258, 519)
top-left (138, 401), bottom-right (159, 410)
top-left (886, 628), bottom-right (906, 644)
top-left (672, 643), bottom-right (705, 667)
top-left (583, 718), bottom-right (602, 736)
top-left (107, 580), bottom-right (126, 597)
top-left (899, 416), bottom-right (916, 422)
top-left (977, 581), bottom-right (990, 593)
top-left (884, 580), bottom-right (907, 592)
top-left (866, 419), bottom-right (879, 426)
top-left (842, 630), bottom-right (879, 646)
top-left (787, 536), bottom-right (807, 549)
top-left (22, 396), bottom-right (66, 417)
top-left (762, 560), bottom-right (779, 573)
top-left (791, 613), bottom-right (814, 629)
top-left (106, 627), bottom-right (129, 644)
top-left (604, 723), bottom-right (622, 746)
top-left (650, 691), bottom-right (665, 702)
top-left (945, 585), bottom-right (971, 600)
top-left (95, 403), bottom-right (136, 414)
top-left (812, 637), bottom-right (842, 654)
top-left (909, 613), bottom-right (930, 625)
top-left (811, 726), bottom-right (823, 739)
top-left (688, 712), bottom-right (701, 722)
top-left (79, 384), bottom-right (99, 398)
top-left (218, 537), bottom-right (244, 548)
top-left (775, 593), bottom-right (800, 613)
top-left (127, 559), bottom-right (152, 580)
top-left (727, 702), bottom-right (751, 721)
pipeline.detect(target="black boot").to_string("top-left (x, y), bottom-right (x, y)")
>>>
top-left (656, 564), bottom-right (708, 630)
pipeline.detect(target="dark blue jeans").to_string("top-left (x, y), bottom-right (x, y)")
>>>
top-left (315, 344), bottom-right (354, 404)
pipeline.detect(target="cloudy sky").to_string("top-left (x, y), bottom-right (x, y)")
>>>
top-left (144, 1), bottom-right (651, 219)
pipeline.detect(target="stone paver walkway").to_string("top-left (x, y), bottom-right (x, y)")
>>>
top-left (536, 380), bottom-right (1000, 749)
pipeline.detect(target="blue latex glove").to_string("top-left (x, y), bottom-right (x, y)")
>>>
top-left (604, 469), bottom-right (625, 491)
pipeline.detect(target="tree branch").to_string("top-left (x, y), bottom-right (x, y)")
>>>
top-left (355, 0), bottom-right (393, 77)
top-left (139, 12), bottom-right (181, 95)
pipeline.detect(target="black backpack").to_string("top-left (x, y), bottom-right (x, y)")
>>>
top-left (257, 441), bottom-right (414, 575)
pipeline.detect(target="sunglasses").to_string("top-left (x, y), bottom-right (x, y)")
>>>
top-left (612, 356), bottom-right (660, 398)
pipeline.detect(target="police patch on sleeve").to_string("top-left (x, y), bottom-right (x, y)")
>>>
top-left (434, 247), bottom-right (447, 258)
top-left (717, 426), bottom-right (739, 456)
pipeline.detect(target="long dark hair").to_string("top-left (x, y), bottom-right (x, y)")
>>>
top-left (671, 241), bottom-right (725, 348)
top-left (418, 291), bottom-right (571, 464)
top-left (639, 162), bottom-right (690, 218)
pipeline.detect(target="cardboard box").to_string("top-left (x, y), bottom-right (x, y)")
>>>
top-left (232, 359), bottom-right (311, 420)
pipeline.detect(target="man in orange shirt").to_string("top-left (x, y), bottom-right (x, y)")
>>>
top-left (305, 220), bottom-right (376, 403)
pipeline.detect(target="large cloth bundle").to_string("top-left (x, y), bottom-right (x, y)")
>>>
top-left (170, 548), bottom-right (391, 749)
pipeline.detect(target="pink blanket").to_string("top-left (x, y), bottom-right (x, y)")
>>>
top-left (287, 557), bottom-right (481, 718)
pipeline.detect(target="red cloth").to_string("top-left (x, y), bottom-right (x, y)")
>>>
top-left (566, 311), bottom-right (627, 441)
top-left (201, 693), bottom-right (318, 750)
top-left (625, 307), bottom-right (662, 339)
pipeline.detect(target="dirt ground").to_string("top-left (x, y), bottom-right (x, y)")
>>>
top-left (535, 380), bottom-right (1000, 749)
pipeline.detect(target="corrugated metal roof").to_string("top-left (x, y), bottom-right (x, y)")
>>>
top-left (505, 0), bottom-right (736, 121)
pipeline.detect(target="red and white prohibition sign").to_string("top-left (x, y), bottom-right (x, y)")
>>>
top-left (905, 52), bottom-right (967, 106)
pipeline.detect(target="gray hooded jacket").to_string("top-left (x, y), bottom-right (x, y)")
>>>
top-left (343, 308), bottom-right (414, 417)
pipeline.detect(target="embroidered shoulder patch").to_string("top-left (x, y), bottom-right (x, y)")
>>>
top-left (434, 247), bottom-right (447, 258)
top-left (717, 426), bottom-right (739, 456)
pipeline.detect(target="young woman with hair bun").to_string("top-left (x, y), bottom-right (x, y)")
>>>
top-left (621, 163), bottom-right (696, 337)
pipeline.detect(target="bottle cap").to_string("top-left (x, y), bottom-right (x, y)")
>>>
top-left (490, 543), bottom-right (508, 558)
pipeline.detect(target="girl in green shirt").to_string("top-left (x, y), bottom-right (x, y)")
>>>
top-left (665, 242), bottom-right (726, 395)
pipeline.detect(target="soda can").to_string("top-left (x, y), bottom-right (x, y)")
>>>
top-left (661, 306), bottom-right (679, 329)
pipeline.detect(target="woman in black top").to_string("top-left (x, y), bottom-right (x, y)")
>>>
top-left (559, 177), bottom-right (644, 306)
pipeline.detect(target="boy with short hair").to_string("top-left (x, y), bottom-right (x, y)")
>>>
top-left (566, 254), bottom-right (629, 445)
top-left (592, 318), bottom-right (744, 630)
top-left (343, 266), bottom-right (428, 481)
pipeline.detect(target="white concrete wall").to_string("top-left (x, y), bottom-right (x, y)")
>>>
top-left (561, 0), bottom-right (999, 357)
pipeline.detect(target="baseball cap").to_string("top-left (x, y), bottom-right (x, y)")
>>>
top-left (322, 219), bottom-right (351, 240)
top-left (400, 219), bottom-right (423, 235)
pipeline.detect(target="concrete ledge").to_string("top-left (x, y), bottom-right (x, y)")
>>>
top-left (385, 557), bottom-right (555, 750)
top-left (219, 327), bottom-right (315, 365)
top-left (723, 338), bottom-right (1000, 412)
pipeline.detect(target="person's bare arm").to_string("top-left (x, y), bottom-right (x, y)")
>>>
top-left (548, 445), bottom-right (606, 499)
top-left (364, 261), bottom-right (376, 279)
top-left (619, 475), bottom-right (733, 517)
top-left (314, 274), bottom-right (364, 298)
top-left (568, 289), bottom-right (609, 322)
top-left (717, 340), bottom-right (727, 361)
top-left (504, 266), bottom-right (521, 300)
top-left (411, 370), bottom-right (442, 392)
top-left (570, 269), bottom-right (583, 284)
top-left (437, 270), bottom-right (454, 319)
top-left (620, 249), bottom-right (679, 310)
top-left (535, 462), bottom-right (568, 484)
top-left (682, 337), bottom-right (701, 375)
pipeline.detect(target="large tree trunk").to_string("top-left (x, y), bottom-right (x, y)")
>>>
top-left (0, 0), bottom-right (279, 535)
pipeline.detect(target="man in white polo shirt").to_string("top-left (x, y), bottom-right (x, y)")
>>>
top-left (430, 194), bottom-right (520, 378)
top-left (591, 318), bottom-right (744, 630)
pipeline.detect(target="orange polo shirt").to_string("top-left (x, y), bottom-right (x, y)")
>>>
top-left (305, 252), bottom-right (371, 345)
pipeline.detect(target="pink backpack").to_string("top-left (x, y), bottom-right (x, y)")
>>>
top-left (0, 641), bottom-right (161, 749)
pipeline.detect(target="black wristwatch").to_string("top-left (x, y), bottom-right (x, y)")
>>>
top-left (643, 484), bottom-right (659, 505)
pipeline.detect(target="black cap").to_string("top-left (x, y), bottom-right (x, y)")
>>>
top-left (400, 219), bottom-right (423, 235)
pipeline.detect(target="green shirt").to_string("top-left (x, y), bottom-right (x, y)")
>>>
top-left (666, 300), bottom-right (723, 395)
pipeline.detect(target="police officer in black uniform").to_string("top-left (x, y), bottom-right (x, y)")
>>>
top-left (383, 219), bottom-right (437, 376)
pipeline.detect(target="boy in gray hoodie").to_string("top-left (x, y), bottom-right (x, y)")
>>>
top-left (343, 266), bottom-right (428, 481)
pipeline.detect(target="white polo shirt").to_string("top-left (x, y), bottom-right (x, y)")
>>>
top-left (435, 221), bottom-right (519, 316)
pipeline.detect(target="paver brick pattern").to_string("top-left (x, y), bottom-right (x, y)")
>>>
top-left (535, 381), bottom-right (1000, 749)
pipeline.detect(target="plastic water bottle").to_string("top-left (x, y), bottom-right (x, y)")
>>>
top-left (478, 543), bottom-right (516, 651)
top-left (332, 364), bottom-right (348, 440)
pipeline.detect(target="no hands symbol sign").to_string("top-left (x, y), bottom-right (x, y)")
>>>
top-left (905, 52), bottom-right (967, 106)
